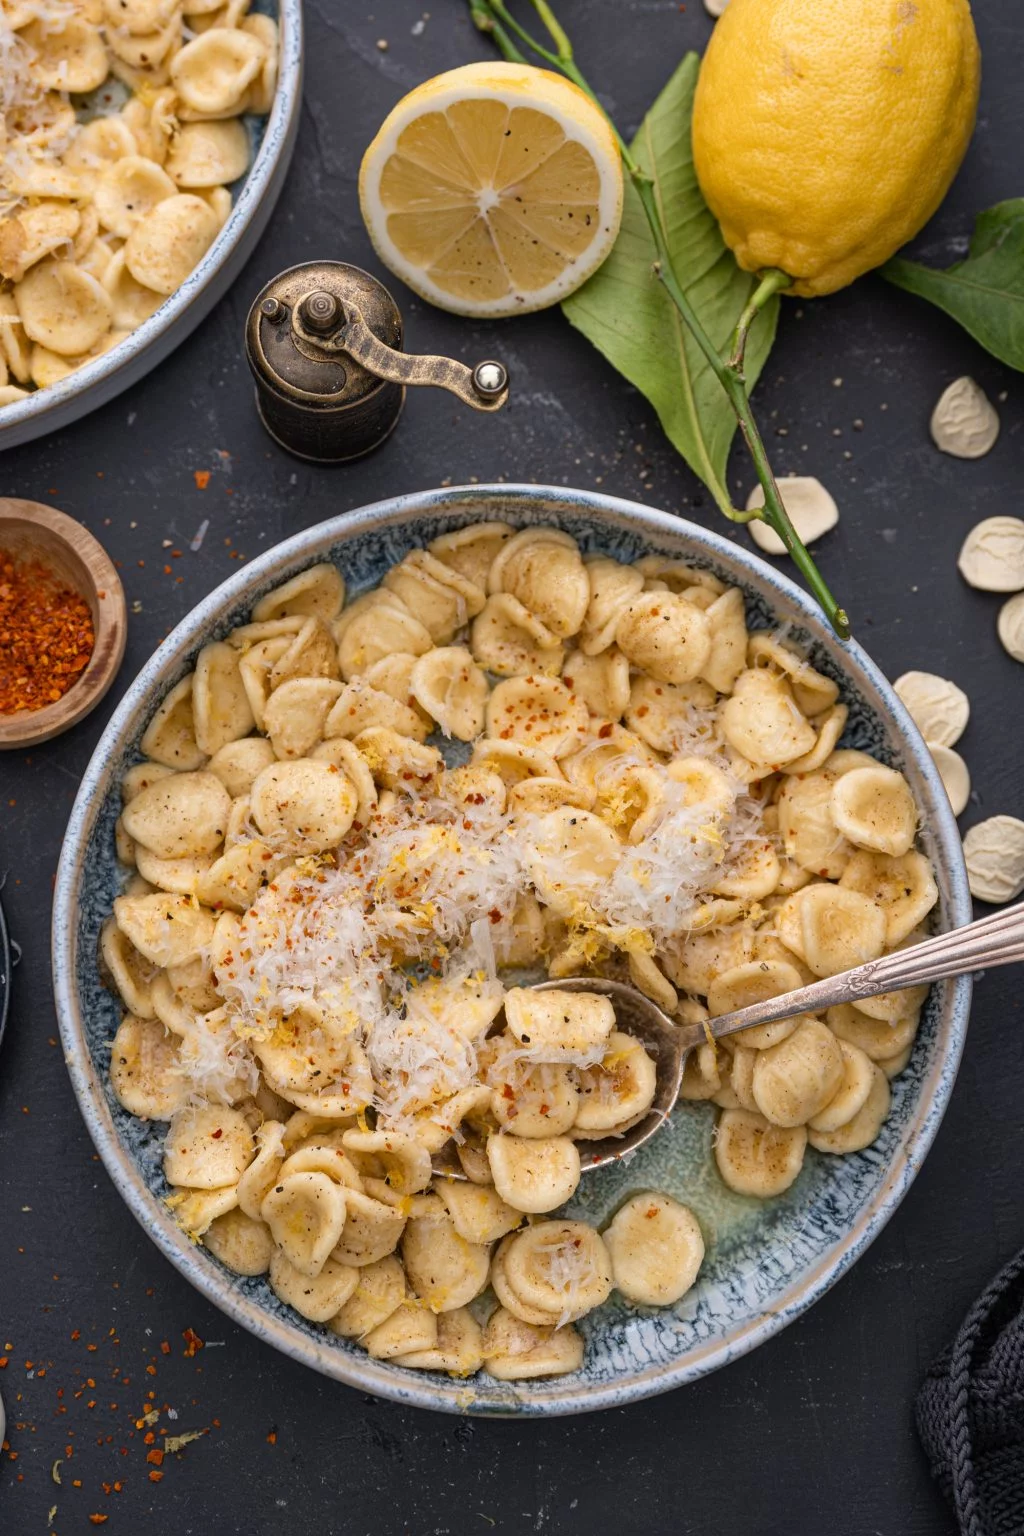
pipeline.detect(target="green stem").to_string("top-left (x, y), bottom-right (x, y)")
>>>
top-left (469, 0), bottom-right (527, 60)
top-left (468, 0), bottom-right (850, 640)
top-left (729, 268), bottom-right (790, 375)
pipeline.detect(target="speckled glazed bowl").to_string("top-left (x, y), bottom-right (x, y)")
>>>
top-left (52, 485), bottom-right (972, 1417)
top-left (0, 0), bottom-right (301, 453)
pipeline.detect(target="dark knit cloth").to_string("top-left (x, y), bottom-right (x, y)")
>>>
top-left (917, 1247), bottom-right (1024, 1535)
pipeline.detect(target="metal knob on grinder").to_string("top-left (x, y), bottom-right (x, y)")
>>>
top-left (245, 260), bottom-right (509, 463)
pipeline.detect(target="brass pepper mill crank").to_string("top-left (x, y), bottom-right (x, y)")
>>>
top-left (245, 261), bottom-right (509, 463)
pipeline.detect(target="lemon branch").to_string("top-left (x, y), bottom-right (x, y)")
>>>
top-left (468, 0), bottom-right (851, 640)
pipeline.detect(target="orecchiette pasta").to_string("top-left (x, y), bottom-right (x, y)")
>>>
top-left (102, 528), bottom-right (935, 1382)
top-left (0, 0), bottom-right (279, 405)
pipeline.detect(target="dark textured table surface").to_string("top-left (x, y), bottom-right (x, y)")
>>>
top-left (2, 4), bottom-right (1022, 1533)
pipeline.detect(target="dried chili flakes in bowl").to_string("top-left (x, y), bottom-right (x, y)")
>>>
top-left (0, 549), bottom-right (95, 714)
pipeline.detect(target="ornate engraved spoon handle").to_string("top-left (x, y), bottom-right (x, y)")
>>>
top-left (695, 900), bottom-right (1024, 1049)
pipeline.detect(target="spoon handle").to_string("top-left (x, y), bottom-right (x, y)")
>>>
top-left (700, 898), bottom-right (1024, 1047)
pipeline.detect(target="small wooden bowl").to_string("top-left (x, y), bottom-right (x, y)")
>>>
top-left (0, 498), bottom-right (126, 750)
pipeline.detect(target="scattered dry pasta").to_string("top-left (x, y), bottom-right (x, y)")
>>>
top-left (101, 531), bottom-right (937, 1382)
top-left (0, 0), bottom-right (279, 404)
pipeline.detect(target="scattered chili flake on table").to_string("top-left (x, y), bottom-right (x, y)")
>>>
top-left (0, 549), bottom-right (94, 714)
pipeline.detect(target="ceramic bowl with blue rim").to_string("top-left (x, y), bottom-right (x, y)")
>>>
top-left (52, 484), bottom-right (972, 1417)
top-left (0, 0), bottom-right (302, 453)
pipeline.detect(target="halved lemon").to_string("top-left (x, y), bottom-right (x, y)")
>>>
top-left (358, 62), bottom-right (624, 318)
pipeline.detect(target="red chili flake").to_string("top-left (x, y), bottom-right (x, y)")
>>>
top-left (88, 1516), bottom-right (108, 1526)
top-left (146, 1448), bottom-right (164, 1466)
top-left (160, 1341), bottom-right (171, 1356)
top-left (194, 470), bottom-right (211, 489)
top-left (211, 1128), bottom-right (223, 1140)
top-left (148, 1469), bottom-right (164, 1483)
top-left (266, 1430), bottom-right (277, 1445)
top-left (182, 1328), bottom-right (204, 1357)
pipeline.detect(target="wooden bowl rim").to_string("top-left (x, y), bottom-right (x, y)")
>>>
top-left (0, 498), bottom-right (127, 749)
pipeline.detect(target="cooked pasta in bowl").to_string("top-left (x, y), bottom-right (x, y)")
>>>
top-left (0, 0), bottom-right (301, 449)
top-left (53, 485), bottom-right (971, 1414)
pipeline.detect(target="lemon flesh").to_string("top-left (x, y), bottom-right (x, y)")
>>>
top-left (359, 62), bottom-right (624, 318)
top-left (692, 0), bottom-right (981, 297)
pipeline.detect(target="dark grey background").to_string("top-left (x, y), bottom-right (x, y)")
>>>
top-left (1, 3), bottom-right (1022, 1533)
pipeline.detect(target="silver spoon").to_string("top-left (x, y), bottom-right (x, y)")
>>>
top-left (433, 899), bottom-right (1024, 1179)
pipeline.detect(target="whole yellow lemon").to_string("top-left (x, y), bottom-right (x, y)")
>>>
top-left (691, 0), bottom-right (981, 297)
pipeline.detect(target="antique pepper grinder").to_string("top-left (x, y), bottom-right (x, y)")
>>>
top-left (245, 261), bottom-right (509, 462)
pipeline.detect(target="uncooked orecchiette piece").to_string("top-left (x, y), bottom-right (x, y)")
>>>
top-left (409, 646), bottom-right (488, 740)
top-left (470, 593), bottom-right (564, 677)
top-left (830, 764), bottom-right (917, 856)
top-left (400, 1209), bottom-right (492, 1313)
top-left (603, 1194), bottom-right (705, 1306)
top-left (482, 1307), bottom-right (584, 1381)
top-left (501, 1220), bottom-right (613, 1321)
top-left (751, 1019), bottom-right (844, 1128)
top-left (615, 591), bottom-right (713, 685)
top-left (205, 737), bottom-right (276, 798)
top-left (113, 893), bottom-right (216, 968)
top-left (396, 1307), bottom-right (485, 1375)
top-left (327, 1254), bottom-right (405, 1338)
top-left (260, 1172), bottom-right (348, 1278)
top-left (806, 1039), bottom-right (876, 1134)
top-left (122, 769), bottom-right (231, 859)
top-left (434, 1180), bottom-right (522, 1246)
top-left (893, 670), bottom-right (969, 749)
top-left (269, 1250), bottom-right (359, 1323)
top-left (961, 816), bottom-right (1024, 905)
top-left (164, 1104), bottom-right (254, 1189)
top-left (713, 1108), bottom-right (807, 1198)
top-left (329, 1191), bottom-right (408, 1267)
top-left (504, 987), bottom-right (615, 1063)
top-left (93, 156), bottom-right (177, 239)
top-left (807, 1064), bottom-right (890, 1154)
top-left (203, 1208), bottom-right (275, 1277)
top-left (192, 640), bottom-right (255, 757)
top-left (489, 527), bottom-right (590, 639)
top-left (722, 668), bottom-right (816, 770)
top-left (429, 522), bottom-right (514, 588)
top-left (579, 558), bottom-right (644, 655)
top-left (140, 674), bottom-right (206, 769)
top-left (110, 1013), bottom-right (187, 1119)
top-left (171, 27), bottom-right (267, 115)
top-left (485, 675), bottom-right (589, 759)
top-left (794, 883), bottom-right (887, 978)
top-left (125, 194), bottom-right (220, 295)
top-left (573, 1030), bottom-right (657, 1136)
top-left (957, 517), bottom-right (1024, 593)
top-left (486, 1134), bottom-right (581, 1214)
top-left (838, 848), bottom-right (938, 946)
top-left (364, 1302), bottom-right (438, 1361)
top-left (250, 759), bottom-right (358, 848)
top-left (16, 261), bottom-right (113, 357)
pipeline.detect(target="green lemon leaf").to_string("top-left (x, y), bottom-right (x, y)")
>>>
top-left (882, 200), bottom-right (1024, 371)
top-left (561, 53), bottom-right (779, 512)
